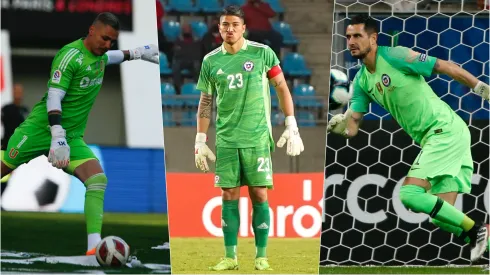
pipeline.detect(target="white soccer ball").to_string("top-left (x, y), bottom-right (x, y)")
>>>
top-left (329, 69), bottom-right (352, 110)
top-left (95, 236), bottom-right (130, 267)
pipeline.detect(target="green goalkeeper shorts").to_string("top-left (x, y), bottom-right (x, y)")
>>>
top-left (407, 119), bottom-right (473, 195)
top-left (2, 125), bottom-right (97, 175)
top-left (214, 145), bottom-right (273, 189)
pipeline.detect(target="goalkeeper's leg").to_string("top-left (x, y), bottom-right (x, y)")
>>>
top-left (400, 178), bottom-right (488, 262)
top-left (248, 186), bottom-right (272, 271)
top-left (68, 158), bottom-right (107, 255)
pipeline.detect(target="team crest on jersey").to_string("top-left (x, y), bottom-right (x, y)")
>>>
top-left (94, 60), bottom-right (105, 74)
top-left (381, 74), bottom-right (391, 87)
top-left (243, 61), bottom-right (254, 72)
top-left (52, 70), bottom-right (62, 83)
top-left (376, 82), bottom-right (383, 95)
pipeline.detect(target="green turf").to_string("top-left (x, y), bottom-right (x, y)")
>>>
top-left (1, 211), bottom-right (171, 274)
top-left (170, 237), bottom-right (320, 274)
top-left (319, 266), bottom-right (488, 274)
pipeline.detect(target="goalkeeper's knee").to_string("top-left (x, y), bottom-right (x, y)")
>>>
top-left (399, 184), bottom-right (429, 213)
top-left (84, 173), bottom-right (108, 192)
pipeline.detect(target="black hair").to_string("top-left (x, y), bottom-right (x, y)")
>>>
top-left (350, 14), bottom-right (378, 34)
top-left (93, 12), bottom-right (120, 31)
top-left (220, 5), bottom-right (245, 22)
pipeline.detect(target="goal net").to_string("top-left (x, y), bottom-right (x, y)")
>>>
top-left (322, 0), bottom-right (489, 266)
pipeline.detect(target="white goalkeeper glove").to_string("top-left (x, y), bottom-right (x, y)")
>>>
top-left (195, 133), bottom-right (216, 173)
top-left (129, 44), bottom-right (159, 64)
top-left (277, 116), bottom-right (304, 156)
top-left (48, 125), bottom-right (70, 169)
top-left (326, 109), bottom-right (351, 137)
top-left (473, 81), bottom-right (489, 102)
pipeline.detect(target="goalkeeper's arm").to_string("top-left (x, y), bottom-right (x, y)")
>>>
top-left (269, 66), bottom-right (294, 117)
top-left (432, 59), bottom-right (489, 100)
top-left (327, 108), bottom-right (365, 138)
top-left (105, 44), bottom-right (159, 65)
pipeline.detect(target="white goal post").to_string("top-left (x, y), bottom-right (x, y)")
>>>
top-left (322, 0), bottom-right (489, 266)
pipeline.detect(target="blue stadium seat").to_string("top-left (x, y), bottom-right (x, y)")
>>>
top-left (293, 84), bottom-right (322, 108)
top-left (161, 82), bottom-right (183, 108)
top-left (197, 0), bottom-right (222, 13)
top-left (264, 0), bottom-right (285, 13)
top-left (191, 21), bottom-right (209, 39)
top-left (159, 52), bottom-right (172, 75)
top-left (181, 111), bottom-right (197, 126)
top-left (181, 83), bottom-right (201, 107)
top-left (224, 0), bottom-right (245, 6)
top-left (163, 21), bottom-right (181, 42)
top-left (282, 53), bottom-right (312, 77)
top-left (297, 111), bottom-right (316, 127)
top-left (272, 22), bottom-right (298, 46)
top-left (269, 84), bottom-right (279, 109)
top-left (168, 0), bottom-right (199, 13)
top-left (162, 111), bottom-right (176, 127)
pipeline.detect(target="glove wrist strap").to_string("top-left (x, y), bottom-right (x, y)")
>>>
top-left (196, 133), bottom-right (207, 143)
top-left (285, 116), bottom-right (297, 128)
top-left (473, 81), bottom-right (489, 98)
top-left (50, 125), bottom-right (66, 138)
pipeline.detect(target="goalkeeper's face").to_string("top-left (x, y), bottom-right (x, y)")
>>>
top-left (346, 24), bottom-right (375, 59)
top-left (219, 15), bottom-right (246, 45)
top-left (88, 23), bottom-right (119, 56)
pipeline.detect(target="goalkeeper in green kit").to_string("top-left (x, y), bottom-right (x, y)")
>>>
top-left (0, 12), bottom-right (159, 255)
top-left (194, 5), bottom-right (304, 271)
top-left (327, 14), bottom-right (490, 262)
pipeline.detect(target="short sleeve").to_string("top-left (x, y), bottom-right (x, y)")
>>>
top-left (263, 46), bottom-right (280, 71)
top-left (381, 46), bottom-right (437, 77)
top-left (196, 58), bottom-right (215, 95)
top-left (349, 73), bottom-right (371, 113)
top-left (48, 48), bottom-right (81, 91)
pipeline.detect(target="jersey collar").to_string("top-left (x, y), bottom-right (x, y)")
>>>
top-left (221, 38), bottom-right (248, 54)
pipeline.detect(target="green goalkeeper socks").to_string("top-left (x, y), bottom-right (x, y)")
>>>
top-left (252, 201), bottom-right (270, 258)
top-left (432, 219), bottom-right (471, 244)
top-left (222, 200), bottom-right (239, 259)
top-left (84, 174), bottom-right (107, 239)
top-left (400, 185), bottom-right (475, 231)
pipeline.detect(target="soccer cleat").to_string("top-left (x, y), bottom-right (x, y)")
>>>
top-left (254, 257), bottom-right (273, 271)
top-left (209, 257), bottom-right (238, 271)
top-left (86, 247), bottom-right (96, 256)
top-left (470, 224), bottom-right (488, 262)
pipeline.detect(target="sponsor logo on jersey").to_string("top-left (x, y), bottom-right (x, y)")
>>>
top-left (381, 74), bottom-right (391, 87)
top-left (419, 53), bottom-right (427, 62)
top-left (52, 70), bottom-right (62, 83)
top-left (376, 82), bottom-right (383, 95)
top-left (217, 69), bottom-right (225, 75)
top-left (243, 61), bottom-right (254, 72)
top-left (86, 65), bottom-right (91, 71)
top-left (76, 54), bottom-right (84, 65)
top-left (80, 76), bottom-right (103, 88)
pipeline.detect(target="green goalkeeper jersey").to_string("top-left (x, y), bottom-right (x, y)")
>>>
top-left (197, 39), bottom-right (280, 149)
top-left (22, 38), bottom-right (108, 138)
top-left (350, 46), bottom-right (461, 144)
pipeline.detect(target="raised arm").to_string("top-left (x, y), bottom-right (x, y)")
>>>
top-left (105, 44), bottom-right (159, 65)
top-left (432, 59), bottom-right (489, 100)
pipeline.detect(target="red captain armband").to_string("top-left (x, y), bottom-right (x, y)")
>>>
top-left (267, 65), bottom-right (282, 79)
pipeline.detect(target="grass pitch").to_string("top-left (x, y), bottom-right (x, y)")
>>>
top-left (170, 237), bottom-right (320, 274)
top-left (1, 211), bottom-right (170, 274)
